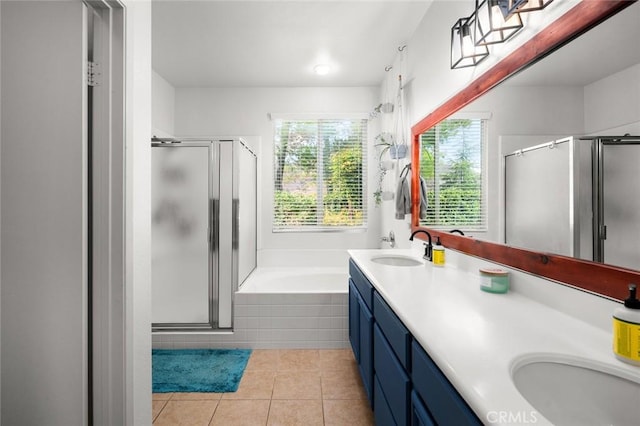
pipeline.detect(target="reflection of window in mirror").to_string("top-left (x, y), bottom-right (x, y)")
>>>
top-left (419, 117), bottom-right (487, 232)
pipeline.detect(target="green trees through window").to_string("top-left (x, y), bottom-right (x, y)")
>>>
top-left (273, 118), bottom-right (367, 230)
top-left (419, 118), bottom-right (486, 230)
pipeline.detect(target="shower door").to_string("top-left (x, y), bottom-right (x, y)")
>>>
top-left (592, 136), bottom-right (640, 270)
top-left (151, 142), bottom-right (217, 328)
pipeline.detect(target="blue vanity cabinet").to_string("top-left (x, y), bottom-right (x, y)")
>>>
top-left (348, 260), bottom-right (374, 406)
top-left (349, 258), bottom-right (481, 425)
top-left (411, 390), bottom-right (436, 426)
top-left (373, 323), bottom-right (411, 425)
top-left (412, 341), bottom-right (482, 426)
top-left (348, 279), bottom-right (360, 362)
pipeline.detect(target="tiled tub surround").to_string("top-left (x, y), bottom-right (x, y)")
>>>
top-left (349, 248), bottom-right (640, 426)
top-left (153, 267), bottom-right (349, 349)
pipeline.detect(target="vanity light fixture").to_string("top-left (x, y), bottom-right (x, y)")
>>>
top-left (451, 13), bottom-right (489, 69)
top-left (500, 0), bottom-right (554, 18)
top-left (475, 0), bottom-right (523, 46)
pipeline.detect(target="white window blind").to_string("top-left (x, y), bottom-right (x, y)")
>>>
top-left (273, 118), bottom-right (368, 231)
top-left (419, 117), bottom-right (487, 230)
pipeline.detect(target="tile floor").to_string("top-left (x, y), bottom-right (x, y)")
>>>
top-left (152, 349), bottom-right (374, 426)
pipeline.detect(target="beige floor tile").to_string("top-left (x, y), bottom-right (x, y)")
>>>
top-left (153, 400), bottom-right (218, 426)
top-left (245, 349), bottom-right (279, 372)
top-left (321, 370), bottom-right (368, 400)
top-left (319, 349), bottom-right (357, 371)
top-left (267, 400), bottom-right (324, 426)
top-left (323, 399), bottom-right (374, 426)
top-left (209, 399), bottom-right (270, 426)
top-left (277, 349), bottom-right (320, 371)
top-left (153, 392), bottom-right (173, 401)
top-left (272, 371), bottom-right (322, 400)
top-left (222, 371), bottom-right (276, 400)
top-left (171, 392), bottom-right (223, 401)
top-left (152, 400), bottom-right (168, 422)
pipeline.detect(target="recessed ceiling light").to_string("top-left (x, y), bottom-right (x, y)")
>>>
top-left (313, 64), bottom-right (331, 76)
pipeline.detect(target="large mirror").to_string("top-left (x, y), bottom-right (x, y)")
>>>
top-left (411, 1), bottom-right (639, 301)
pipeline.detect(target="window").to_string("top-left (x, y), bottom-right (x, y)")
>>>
top-left (419, 117), bottom-right (487, 231)
top-left (273, 117), bottom-right (367, 231)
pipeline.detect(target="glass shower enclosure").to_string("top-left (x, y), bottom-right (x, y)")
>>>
top-left (151, 138), bottom-right (257, 331)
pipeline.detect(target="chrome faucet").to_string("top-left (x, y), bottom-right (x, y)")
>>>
top-left (381, 230), bottom-right (396, 248)
top-left (409, 229), bottom-right (432, 261)
top-left (449, 229), bottom-right (465, 236)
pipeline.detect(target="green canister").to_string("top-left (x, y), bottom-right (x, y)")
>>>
top-left (479, 268), bottom-right (509, 293)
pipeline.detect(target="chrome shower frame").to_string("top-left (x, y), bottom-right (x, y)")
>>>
top-left (151, 138), bottom-right (257, 332)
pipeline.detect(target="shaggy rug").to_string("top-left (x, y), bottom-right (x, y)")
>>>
top-left (152, 348), bottom-right (252, 393)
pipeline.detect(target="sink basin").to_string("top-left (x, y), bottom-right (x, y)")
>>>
top-left (371, 255), bottom-right (423, 267)
top-left (512, 355), bottom-right (640, 425)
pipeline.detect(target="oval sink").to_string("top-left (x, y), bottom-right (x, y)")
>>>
top-left (371, 255), bottom-right (423, 267)
top-left (512, 355), bottom-right (640, 425)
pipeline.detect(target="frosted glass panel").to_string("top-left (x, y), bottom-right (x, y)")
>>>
top-left (603, 145), bottom-right (640, 270)
top-left (505, 139), bottom-right (575, 256)
top-left (152, 146), bottom-right (210, 324)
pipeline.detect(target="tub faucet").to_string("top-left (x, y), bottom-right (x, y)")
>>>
top-left (409, 229), bottom-right (432, 261)
top-left (449, 229), bottom-right (465, 236)
top-left (381, 230), bottom-right (396, 248)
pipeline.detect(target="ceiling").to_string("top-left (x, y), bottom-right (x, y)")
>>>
top-left (152, 0), bottom-right (433, 88)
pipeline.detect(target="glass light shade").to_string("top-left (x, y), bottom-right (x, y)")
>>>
top-left (475, 0), bottom-right (523, 46)
top-left (501, 0), bottom-right (554, 18)
top-left (451, 14), bottom-right (489, 69)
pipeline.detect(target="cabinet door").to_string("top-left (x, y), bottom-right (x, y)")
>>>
top-left (358, 297), bottom-right (374, 405)
top-left (348, 280), bottom-right (360, 362)
top-left (411, 391), bottom-right (436, 426)
top-left (374, 376), bottom-right (398, 426)
top-left (374, 324), bottom-right (410, 426)
top-left (412, 341), bottom-right (482, 426)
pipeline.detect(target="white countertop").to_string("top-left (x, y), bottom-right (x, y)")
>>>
top-left (348, 249), bottom-right (640, 426)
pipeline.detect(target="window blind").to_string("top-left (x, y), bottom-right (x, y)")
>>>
top-left (419, 118), bottom-right (487, 230)
top-left (273, 118), bottom-right (368, 231)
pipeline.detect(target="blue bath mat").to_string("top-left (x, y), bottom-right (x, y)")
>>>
top-left (152, 348), bottom-right (252, 393)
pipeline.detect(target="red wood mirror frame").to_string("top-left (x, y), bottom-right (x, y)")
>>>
top-left (410, 0), bottom-right (638, 301)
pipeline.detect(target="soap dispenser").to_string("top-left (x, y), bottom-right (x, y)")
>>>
top-left (432, 237), bottom-right (445, 266)
top-left (613, 284), bottom-right (640, 366)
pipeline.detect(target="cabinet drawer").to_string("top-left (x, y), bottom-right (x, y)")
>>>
top-left (411, 390), bottom-right (436, 426)
top-left (349, 259), bottom-right (373, 311)
top-left (374, 375), bottom-right (397, 426)
top-left (374, 324), bottom-right (410, 426)
top-left (412, 341), bottom-right (482, 426)
top-left (374, 291), bottom-right (411, 370)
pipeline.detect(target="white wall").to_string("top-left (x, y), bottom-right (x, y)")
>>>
top-left (152, 70), bottom-right (176, 138)
top-left (584, 63), bottom-right (640, 135)
top-left (174, 86), bottom-right (382, 266)
top-left (123, 1), bottom-right (152, 425)
top-left (462, 84), bottom-right (584, 242)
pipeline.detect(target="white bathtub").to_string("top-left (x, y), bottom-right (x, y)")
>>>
top-left (153, 266), bottom-right (350, 349)
top-left (238, 267), bottom-right (348, 293)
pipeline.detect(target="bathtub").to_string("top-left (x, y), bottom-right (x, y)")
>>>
top-left (152, 266), bottom-right (350, 350)
top-left (238, 267), bottom-right (348, 293)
